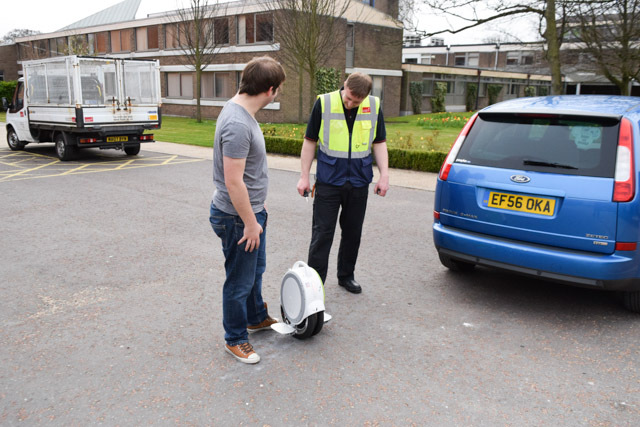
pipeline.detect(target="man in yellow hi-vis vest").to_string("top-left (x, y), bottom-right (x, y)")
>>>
top-left (297, 72), bottom-right (389, 294)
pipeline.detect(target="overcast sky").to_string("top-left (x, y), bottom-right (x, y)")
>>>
top-left (1, 0), bottom-right (542, 45)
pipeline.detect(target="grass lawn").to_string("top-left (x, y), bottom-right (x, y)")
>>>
top-left (1, 110), bottom-right (472, 153)
top-left (0, 111), bottom-right (5, 122)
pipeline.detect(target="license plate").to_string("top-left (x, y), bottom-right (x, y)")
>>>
top-left (487, 191), bottom-right (556, 216)
top-left (107, 136), bottom-right (128, 142)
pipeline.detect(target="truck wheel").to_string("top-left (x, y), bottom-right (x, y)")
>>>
top-left (124, 143), bottom-right (141, 156)
top-left (55, 133), bottom-right (77, 161)
top-left (7, 128), bottom-right (26, 151)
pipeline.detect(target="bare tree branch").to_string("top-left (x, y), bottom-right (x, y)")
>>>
top-left (171, 0), bottom-right (229, 122)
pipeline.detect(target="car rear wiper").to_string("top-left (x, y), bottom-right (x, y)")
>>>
top-left (523, 159), bottom-right (578, 169)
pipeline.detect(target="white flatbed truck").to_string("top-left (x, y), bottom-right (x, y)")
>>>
top-left (2, 55), bottom-right (161, 160)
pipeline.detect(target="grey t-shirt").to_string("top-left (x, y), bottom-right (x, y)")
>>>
top-left (212, 101), bottom-right (268, 215)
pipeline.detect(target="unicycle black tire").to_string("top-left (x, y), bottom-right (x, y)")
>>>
top-left (293, 312), bottom-right (319, 340)
top-left (311, 311), bottom-right (324, 336)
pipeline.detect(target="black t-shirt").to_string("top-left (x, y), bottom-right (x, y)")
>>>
top-left (304, 91), bottom-right (386, 143)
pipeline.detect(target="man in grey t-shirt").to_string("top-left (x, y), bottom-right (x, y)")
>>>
top-left (209, 56), bottom-right (285, 364)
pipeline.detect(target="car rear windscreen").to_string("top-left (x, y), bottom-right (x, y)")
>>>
top-left (455, 113), bottom-right (620, 177)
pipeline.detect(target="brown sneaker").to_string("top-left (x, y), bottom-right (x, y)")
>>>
top-left (225, 342), bottom-right (260, 364)
top-left (247, 303), bottom-right (279, 333)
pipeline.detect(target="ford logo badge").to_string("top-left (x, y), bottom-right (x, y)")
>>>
top-left (510, 175), bottom-right (530, 183)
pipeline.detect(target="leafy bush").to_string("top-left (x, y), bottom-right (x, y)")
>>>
top-left (264, 136), bottom-right (303, 156)
top-left (539, 86), bottom-right (549, 96)
top-left (0, 80), bottom-right (17, 110)
top-left (487, 84), bottom-right (503, 105)
top-left (263, 135), bottom-right (446, 173)
top-left (409, 81), bottom-right (423, 114)
top-left (524, 86), bottom-right (536, 97)
top-left (315, 67), bottom-right (341, 95)
top-left (466, 83), bottom-right (477, 112)
top-left (387, 148), bottom-right (447, 172)
top-left (430, 82), bottom-right (447, 113)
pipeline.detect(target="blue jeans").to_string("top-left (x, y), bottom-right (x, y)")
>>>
top-left (209, 203), bottom-right (268, 345)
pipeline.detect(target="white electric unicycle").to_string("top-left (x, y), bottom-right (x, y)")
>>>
top-left (271, 261), bottom-right (332, 339)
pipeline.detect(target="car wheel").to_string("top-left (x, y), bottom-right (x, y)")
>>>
top-left (622, 291), bottom-right (640, 313)
top-left (7, 128), bottom-right (25, 151)
top-left (439, 253), bottom-right (475, 272)
top-left (55, 133), bottom-right (77, 161)
top-left (124, 143), bottom-right (140, 156)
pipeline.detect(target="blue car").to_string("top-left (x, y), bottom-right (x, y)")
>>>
top-left (433, 95), bottom-right (640, 312)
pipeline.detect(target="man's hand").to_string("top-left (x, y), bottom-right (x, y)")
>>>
top-left (238, 221), bottom-right (263, 252)
top-left (297, 176), bottom-right (311, 197)
top-left (374, 174), bottom-right (389, 197)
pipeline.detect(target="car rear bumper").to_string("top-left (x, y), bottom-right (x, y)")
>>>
top-left (433, 222), bottom-right (640, 291)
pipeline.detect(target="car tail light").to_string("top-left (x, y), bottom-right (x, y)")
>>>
top-left (439, 113), bottom-right (478, 181)
top-left (613, 118), bottom-right (635, 202)
top-left (616, 242), bottom-right (637, 251)
top-left (140, 134), bottom-right (154, 141)
top-left (79, 138), bottom-right (97, 144)
top-left (434, 210), bottom-right (440, 221)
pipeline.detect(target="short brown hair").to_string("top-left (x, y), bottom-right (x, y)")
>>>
top-left (345, 72), bottom-right (372, 98)
top-left (238, 56), bottom-right (286, 96)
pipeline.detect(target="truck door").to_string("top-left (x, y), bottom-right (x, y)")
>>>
top-left (7, 81), bottom-right (34, 142)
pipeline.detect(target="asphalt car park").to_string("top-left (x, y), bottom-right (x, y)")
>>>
top-left (1, 138), bottom-right (639, 425)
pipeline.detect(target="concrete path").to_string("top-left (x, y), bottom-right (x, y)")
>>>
top-left (143, 141), bottom-right (439, 191)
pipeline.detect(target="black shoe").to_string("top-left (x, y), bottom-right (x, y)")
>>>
top-left (338, 278), bottom-right (362, 294)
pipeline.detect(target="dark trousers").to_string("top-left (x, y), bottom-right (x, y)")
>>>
top-left (308, 182), bottom-right (369, 284)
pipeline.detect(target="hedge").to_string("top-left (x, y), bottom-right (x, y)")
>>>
top-left (264, 136), bottom-right (446, 173)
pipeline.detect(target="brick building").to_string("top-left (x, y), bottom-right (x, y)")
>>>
top-left (6, 0), bottom-right (403, 123)
top-left (401, 42), bottom-right (553, 114)
top-left (401, 37), bottom-right (640, 114)
top-left (0, 43), bottom-right (19, 81)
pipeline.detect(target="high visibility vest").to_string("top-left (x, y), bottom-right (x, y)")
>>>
top-left (318, 90), bottom-right (379, 159)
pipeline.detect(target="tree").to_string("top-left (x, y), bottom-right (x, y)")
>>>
top-left (262, 0), bottom-right (351, 122)
top-left (409, 0), bottom-right (569, 95)
top-left (570, 0), bottom-right (640, 95)
top-left (171, 0), bottom-right (229, 122)
top-left (1, 29), bottom-right (40, 45)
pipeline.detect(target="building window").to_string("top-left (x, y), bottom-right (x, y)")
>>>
top-left (136, 26), bottom-right (159, 51)
top-left (467, 53), bottom-right (479, 67)
top-left (167, 72), bottom-right (193, 98)
top-left (86, 34), bottom-right (95, 54)
top-left (371, 75), bottom-right (383, 101)
top-left (95, 32), bottom-right (110, 54)
top-left (111, 29), bottom-right (132, 52)
top-left (346, 23), bottom-right (355, 68)
top-left (0, 70), bottom-right (4, 82)
top-left (420, 54), bottom-right (433, 65)
top-left (237, 13), bottom-right (273, 44)
top-left (201, 72), bottom-right (235, 99)
top-left (521, 54), bottom-right (534, 65)
top-left (506, 52), bottom-right (519, 66)
top-left (454, 54), bottom-right (466, 66)
top-left (52, 37), bottom-right (67, 56)
top-left (405, 58), bottom-right (418, 64)
top-left (422, 79), bottom-right (434, 95)
top-left (214, 17), bottom-right (230, 45)
top-left (165, 24), bottom-right (190, 49)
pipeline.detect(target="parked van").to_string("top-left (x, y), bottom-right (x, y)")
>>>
top-left (3, 55), bottom-right (161, 160)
